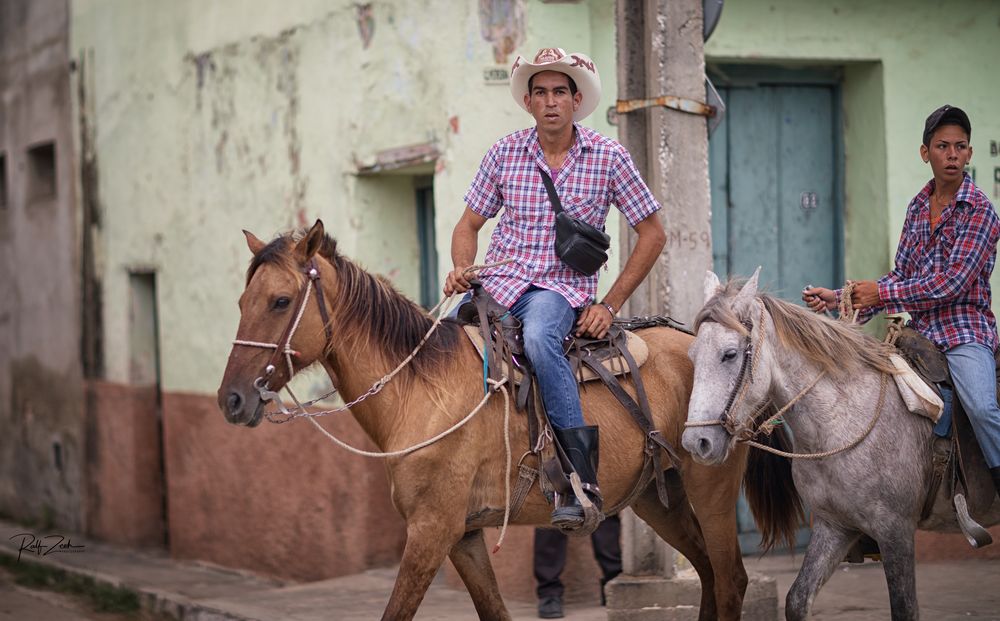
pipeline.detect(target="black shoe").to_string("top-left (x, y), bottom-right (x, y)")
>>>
top-left (991, 466), bottom-right (1000, 499)
top-left (538, 595), bottom-right (564, 619)
top-left (551, 426), bottom-right (601, 528)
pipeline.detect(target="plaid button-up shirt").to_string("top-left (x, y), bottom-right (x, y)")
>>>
top-left (464, 124), bottom-right (661, 308)
top-left (851, 173), bottom-right (999, 352)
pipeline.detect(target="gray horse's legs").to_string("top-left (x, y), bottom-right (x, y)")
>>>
top-left (785, 520), bottom-right (857, 621)
top-left (877, 532), bottom-right (919, 620)
top-left (448, 529), bottom-right (511, 621)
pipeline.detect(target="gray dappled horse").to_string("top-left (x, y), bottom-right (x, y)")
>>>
top-left (682, 269), bottom-right (1000, 621)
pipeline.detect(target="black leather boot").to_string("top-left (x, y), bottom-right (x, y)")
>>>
top-left (551, 425), bottom-right (602, 528)
top-left (991, 466), bottom-right (1000, 499)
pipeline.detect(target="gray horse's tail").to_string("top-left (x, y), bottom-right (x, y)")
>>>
top-left (743, 427), bottom-right (805, 552)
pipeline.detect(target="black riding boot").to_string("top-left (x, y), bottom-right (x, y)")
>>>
top-left (551, 425), bottom-right (602, 528)
top-left (991, 466), bottom-right (1000, 499)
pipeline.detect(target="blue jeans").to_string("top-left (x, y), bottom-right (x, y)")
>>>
top-left (945, 343), bottom-right (1000, 468)
top-left (509, 287), bottom-right (584, 429)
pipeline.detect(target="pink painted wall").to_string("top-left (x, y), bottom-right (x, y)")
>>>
top-left (916, 526), bottom-right (1000, 561)
top-left (84, 381), bottom-right (165, 547)
top-left (162, 392), bottom-right (407, 581)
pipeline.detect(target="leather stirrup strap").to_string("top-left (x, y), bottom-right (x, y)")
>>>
top-left (578, 355), bottom-right (678, 509)
top-left (474, 291), bottom-right (503, 386)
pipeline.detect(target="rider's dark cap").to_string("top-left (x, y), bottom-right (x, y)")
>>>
top-left (923, 105), bottom-right (971, 146)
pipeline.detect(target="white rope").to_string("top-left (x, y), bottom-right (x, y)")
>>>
top-left (284, 279), bottom-right (314, 379)
top-left (232, 340), bottom-right (277, 349)
top-left (304, 378), bottom-right (507, 457)
top-left (304, 378), bottom-right (515, 553)
top-left (493, 382), bottom-right (512, 554)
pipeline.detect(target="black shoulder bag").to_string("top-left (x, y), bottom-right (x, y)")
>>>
top-left (538, 167), bottom-right (610, 276)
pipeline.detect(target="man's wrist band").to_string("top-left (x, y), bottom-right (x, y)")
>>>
top-left (600, 302), bottom-right (616, 316)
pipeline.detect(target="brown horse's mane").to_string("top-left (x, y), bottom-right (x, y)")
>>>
top-left (695, 279), bottom-right (898, 379)
top-left (247, 232), bottom-right (461, 376)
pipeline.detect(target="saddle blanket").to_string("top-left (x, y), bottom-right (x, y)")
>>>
top-left (462, 325), bottom-right (648, 384)
top-left (890, 353), bottom-right (944, 422)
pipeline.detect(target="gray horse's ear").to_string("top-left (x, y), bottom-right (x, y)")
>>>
top-left (243, 230), bottom-right (266, 256)
top-left (737, 266), bottom-right (762, 300)
top-left (295, 219), bottom-right (325, 262)
top-left (703, 270), bottom-right (722, 303)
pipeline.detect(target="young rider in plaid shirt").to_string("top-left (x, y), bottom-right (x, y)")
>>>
top-left (444, 48), bottom-right (666, 529)
top-left (804, 106), bottom-right (1000, 497)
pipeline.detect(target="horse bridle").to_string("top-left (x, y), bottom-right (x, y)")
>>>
top-left (232, 258), bottom-right (335, 414)
top-left (685, 304), bottom-right (768, 438)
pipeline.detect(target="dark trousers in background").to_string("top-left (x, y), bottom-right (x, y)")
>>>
top-left (534, 514), bottom-right (622, 600)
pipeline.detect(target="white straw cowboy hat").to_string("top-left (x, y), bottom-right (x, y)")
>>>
top-left (510, 48), bottom-right (602, 122)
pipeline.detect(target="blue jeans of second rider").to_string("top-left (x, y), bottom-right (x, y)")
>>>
top-left (509, 287), bottom-right (584, 430)
top-left (945, 342), bottom-right (1000, 468)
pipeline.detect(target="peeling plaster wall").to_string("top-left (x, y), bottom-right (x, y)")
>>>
top-left (70, 0), bottom-right (619, 396)
top-left (706, 0), bottom-right (1000, 297)
top-left (0, 0), bottom-right (83, 530)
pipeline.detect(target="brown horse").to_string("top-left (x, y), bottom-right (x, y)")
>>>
top-left (217, 220), bottom-right (750, 620)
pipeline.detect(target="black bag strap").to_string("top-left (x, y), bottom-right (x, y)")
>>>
top-left (537, 167), bottom-right (564, 215)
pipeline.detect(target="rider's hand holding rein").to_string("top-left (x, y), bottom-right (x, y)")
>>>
top-left (802, 286), bottom-right (837, 313)
top-left (444, 265), bottom-right (473, 296)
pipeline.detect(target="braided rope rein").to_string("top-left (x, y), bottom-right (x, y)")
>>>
top-left (690, 282), bottom-right (889, 460)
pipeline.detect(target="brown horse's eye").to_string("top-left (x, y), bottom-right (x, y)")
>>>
top-left (272, 296), bottom-right (292, 311)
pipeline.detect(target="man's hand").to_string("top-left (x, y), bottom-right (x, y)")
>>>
top-left (576, 304), bottom-right (614, 339)
top-left (445, 208), bottom-right (488, 297)
top-left (850, 280), bottom-right (881, 310)
top-left (801, 286), bottom-right (836, 313)
top-left (443, 266), bottom-right (473, 296)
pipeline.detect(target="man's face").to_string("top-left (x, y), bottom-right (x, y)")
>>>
top-left (920, 124), bottom-right (973, 185)
top-left (523, 71), bottom-right (582, 132)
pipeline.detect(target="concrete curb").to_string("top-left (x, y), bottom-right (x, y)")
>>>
top-left (0, 544), bottom-right (258, 621)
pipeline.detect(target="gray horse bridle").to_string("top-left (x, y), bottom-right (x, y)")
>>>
top-left (685, 304), bottom-right (768, 438)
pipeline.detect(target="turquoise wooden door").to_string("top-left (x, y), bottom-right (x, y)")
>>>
top-left (709, 78), bottom-right (841, 553)
top-left (710, 84), bottom-right (841, 297)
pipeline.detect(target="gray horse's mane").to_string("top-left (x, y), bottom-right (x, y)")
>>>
top-left (695, 279), bottom-right (898, 378)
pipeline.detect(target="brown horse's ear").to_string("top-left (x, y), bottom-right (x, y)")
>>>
top-left (294, 219), bottom-right (325, 263)
top-left (244, 230), bottom-right (266, 256)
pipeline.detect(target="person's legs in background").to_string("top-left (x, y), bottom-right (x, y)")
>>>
top-left (590, 515), bottom-right (622, 605)
top-left (534, 528), bottom-right (568, 618)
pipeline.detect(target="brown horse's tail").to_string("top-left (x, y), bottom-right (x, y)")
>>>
top-left (743, 427), bottom-right (805, 552)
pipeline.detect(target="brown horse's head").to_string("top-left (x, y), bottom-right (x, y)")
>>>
top-left (217, 220), bottom-right (334, 427)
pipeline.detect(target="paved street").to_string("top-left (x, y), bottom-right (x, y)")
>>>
top-left (2, 519), bottom-right (999, 620)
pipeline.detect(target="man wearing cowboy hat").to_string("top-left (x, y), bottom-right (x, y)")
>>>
top-left (444, 48), bottom-right (666, 530)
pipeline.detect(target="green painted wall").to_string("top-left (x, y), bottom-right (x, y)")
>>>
top-left (707, 0), bottom-right (1000, 312)
top-left (70, 0), bottom-right (619, 395)
top-left (73, 0), bottom-right (1000, 396)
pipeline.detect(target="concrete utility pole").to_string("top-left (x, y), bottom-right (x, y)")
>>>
top-left (607, 0), bottom-right (777, 619)
top-left (616, 0), bottom-right (712, 325)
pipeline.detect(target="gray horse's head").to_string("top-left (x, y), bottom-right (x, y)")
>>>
top-left (682, 268), bottom-right (774, 464)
